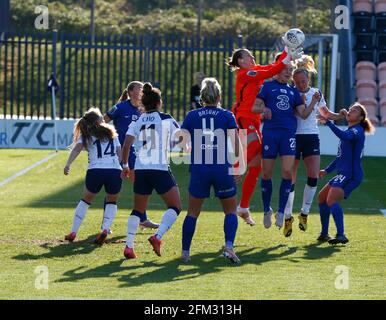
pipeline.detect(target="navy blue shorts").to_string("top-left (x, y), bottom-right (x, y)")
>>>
top-left (134, 169), bottom-right (177, 195)
top-left (85, 169), bottom-right (122, 195)
top-left (262, 129), bottom-right (296, 159)
top-left (189, 171), bottom-right (237, 199)
top-left (295, 134), bottom-right (320, 160)
top-left (329, 174), bottom-right (362, 199)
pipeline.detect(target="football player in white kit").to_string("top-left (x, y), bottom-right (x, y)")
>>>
top-left (284, 55), bottom-right (347, 233)
top-left (63, 107), bottom-right (123, 244)
top-left (121, 82), bottom-right (182, 259)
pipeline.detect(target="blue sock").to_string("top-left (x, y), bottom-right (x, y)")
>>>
top-left (261, 178), bottom-right (273, 213)
top-left (330, 203), bottom-right (344, 236)
top-left (278, 178), bottom-right (292, 214)
top-left (140, 211), bottom-right (148, 223)
top-left (182, 215), bottom-right (197, 251)
top-left (319, 203), bottom-right (330, 236)
top-left (224, 213), bottom-right (238, 249)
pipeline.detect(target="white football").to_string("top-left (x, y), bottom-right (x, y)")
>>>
top-left (282, 28), bottom-right (305, 49)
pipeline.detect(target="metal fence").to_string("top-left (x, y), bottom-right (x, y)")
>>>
top-left (0, 31), bottom-right (333, 121)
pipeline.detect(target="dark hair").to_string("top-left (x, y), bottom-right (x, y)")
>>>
top-left (117, 81), bottom-right (143, 103)
top-left (73, 107), bottom-right (117, 148)
top-left (141, 82), bottom-right (161, 112)
top-left (353, 103), bottom-right (376, 135)
top-left (227, 48), bottom-right (251, 71)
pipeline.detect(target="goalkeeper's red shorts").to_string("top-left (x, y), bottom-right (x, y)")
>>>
top-left (236, 116), bottom-right (262, 165)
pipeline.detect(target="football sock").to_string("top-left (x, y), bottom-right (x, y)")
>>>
top-left (224, 213), bottom-right (238, 249)
top-left (330, 203), bottom-right (345, 236)
top-left (284, 184), bottom-right (295, 218)
top-left (71, 199), bottom-right (90, 233)
top-left (156, 207), bottom-right (179, 240)
top-left (279, 179), bottom-right (292, 215)
top-left (182, 215), bottom-right (197, 251)
top-left (261, 178), bottom-right (273, 213)
top-left (301, 178), bottom-right (318, 215)
top-left (240, 166), bottom-right (261, 208)
top-left (319, 203), bottom-right (330, 236)
top-left (126, 210), bottom-right (141, 248)
top-left (101, 202), bottom-right (117, 231)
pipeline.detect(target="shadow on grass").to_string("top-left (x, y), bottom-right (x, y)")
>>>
top-left (12, 234), bottom-right (126, 260)
top-left (53, 242), bottom-right (341, 287)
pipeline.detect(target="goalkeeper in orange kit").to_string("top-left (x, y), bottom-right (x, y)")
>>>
top-left (227, 44), bottom-right (303, 226)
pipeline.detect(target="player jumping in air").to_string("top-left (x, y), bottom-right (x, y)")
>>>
top-left (227, 43), bottom-right (303, 227)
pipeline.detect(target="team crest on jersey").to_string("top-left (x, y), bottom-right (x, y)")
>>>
top-left (247, 70), bottom-right (258, 76)
top-left (264, 145), bottom-right (269, 150)
top-left (132, 115), bottom-right (138, 121)
top-left (280, 89), bottom-right (287, 94)
top-left (351, 128), bottom-right (358, 135)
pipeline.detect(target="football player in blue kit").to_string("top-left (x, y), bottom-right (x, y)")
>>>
top-left (104, 81), bottom-right (159, 230)
top-left (179, 77), bottom-right (244, 264)
top-left (121, 83), bottom-right (182, 259)
top-left (318, 103), bottom-right (375, 244)
top-left (252, 62), bottom-right (315, 237)
top-left (64, 107), bottom-right (122, 245)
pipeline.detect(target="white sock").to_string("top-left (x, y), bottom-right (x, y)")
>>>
top-left (301, 185), bottom-right (317, 215)
top-left (284, 191), bottom-right (295, 219)
top-left (155, 208), bottom-right (178, 240)
top-left (126, 215), bottom-right (140, 248)
top-left (101, 203), bottom-right (117, 231)
top-left (71, 200), bottom-right (89, 233)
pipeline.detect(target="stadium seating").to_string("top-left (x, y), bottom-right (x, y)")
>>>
top-left (375, 0), bottom-right (386, 14)
top-left (356, 61), bottom-right (377, 80)
top-left (354, 15), bottom-right (373, 33)
top-left (379, 80), bottom-right (386, 99)
top-left (380, 98), bottom-right (386, 124)
top-left (358, 97), bottom-right (380, 125)
top-left (378, 62), bottom-right (386, 80)
top-left (353, 0), bottom-right (374, 14)
top-left (356, 79), bottom-right (377, 99)
top-left (355, 33), bottom-right (375, 50)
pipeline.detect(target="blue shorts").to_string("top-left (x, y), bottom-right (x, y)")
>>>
top-left (329, 174), bottom-right (362, 199)
top-left (189, 171), bottom-right (237, 199)
top-left (262, 129), bottom-right (296, 159)
top-left (134, 169), bottom-right (177, 195)
top-left (85, 169), bottom-right (122, 195)
top-left (295, 134), bottom-right (320, 160)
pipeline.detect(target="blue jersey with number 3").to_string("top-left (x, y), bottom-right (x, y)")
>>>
top-left (257, 80), bottom-right (303, 131)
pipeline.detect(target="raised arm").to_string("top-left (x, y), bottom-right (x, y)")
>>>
top-left (326, 120), bottom-right (358, 141)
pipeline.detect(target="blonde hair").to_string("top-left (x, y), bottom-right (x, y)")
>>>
top-left (73, 107), bottom-right (117, 149)
top-left (200, 77), bottom-right (222, 106)
top-left (117, 81), bottom-right (143, 103)
top-left (293, 54), bottom-right (317, 77)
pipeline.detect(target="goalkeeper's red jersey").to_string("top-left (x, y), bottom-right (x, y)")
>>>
top-left (231, 51), bottom-right (288, 121)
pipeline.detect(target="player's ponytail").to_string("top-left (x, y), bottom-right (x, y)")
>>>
top-left (227, 48), bottom-right (251, 71)
top-left (141, 82), bottom-right (162, 112)
top-left (355, 103), bottom-right (376, 135)
top-left (117, 81), bottom-right (143, 103)
top-left (293, 54), bottom-right (317, 78)
top-left (72, 107), bottom-right (117, 149)
top-left (200, 77), bottom-right (221, 106)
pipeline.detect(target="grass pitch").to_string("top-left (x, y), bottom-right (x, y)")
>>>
top-left (0, 149), bottom-right (385, 299)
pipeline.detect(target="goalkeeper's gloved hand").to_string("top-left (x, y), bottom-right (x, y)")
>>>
top-left (289, 46), bottom-right (304, 60)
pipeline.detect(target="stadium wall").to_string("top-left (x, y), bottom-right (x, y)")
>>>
top-left (1, 119), bottom-right (386, 157)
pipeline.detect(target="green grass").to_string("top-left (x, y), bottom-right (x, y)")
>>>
top-left (0, 149), bottom-right (385, 299)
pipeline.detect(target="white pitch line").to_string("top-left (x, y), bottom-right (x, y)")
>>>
top-left (0, 152), bottom-right (58, 187)
top-left (380, 209), bottom-right (386, 217)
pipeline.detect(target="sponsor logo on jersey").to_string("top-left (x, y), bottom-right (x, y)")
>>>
top-left (247, 70), bottom-right (258, 76)
top-left (280, 89), bottom-right (287, 94)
